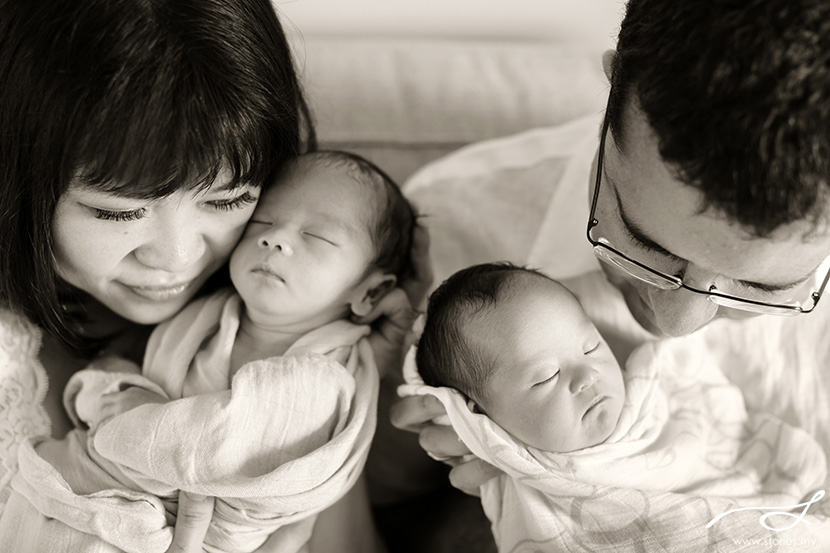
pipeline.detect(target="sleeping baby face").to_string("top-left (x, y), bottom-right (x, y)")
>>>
top-left (470, 275), bottom-right (625, 453)
top-left (229, 158), bottom-right (381, 326)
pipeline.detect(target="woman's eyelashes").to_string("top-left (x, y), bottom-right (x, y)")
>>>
top-left (93, 208), bottom-right (145, 222)
top-left (206, 191), bottom-right (258, 212)
top-left (92, 191), bottom-right (259, 222)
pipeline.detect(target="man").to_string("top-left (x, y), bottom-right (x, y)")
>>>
top-left (381, 0), bottom-right (830, 549)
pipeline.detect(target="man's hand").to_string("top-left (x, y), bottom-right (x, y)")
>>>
top-left (165, 491), bottom-right (215, 553)
top-left (389, 394), bottom-right (501, 497)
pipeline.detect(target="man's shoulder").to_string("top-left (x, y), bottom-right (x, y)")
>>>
top-left (405, 114), bottom-right (600, 193)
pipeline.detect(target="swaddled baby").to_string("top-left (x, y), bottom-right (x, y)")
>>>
top-left (5, 150), bottom-right (415, 553)
top-left (403, 262), bottom-right (827, 551)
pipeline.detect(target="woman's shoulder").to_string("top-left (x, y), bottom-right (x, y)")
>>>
top-left (0, 306), bottom-right (43, 364)
top-left (0, 306), bottom-right (50, 505)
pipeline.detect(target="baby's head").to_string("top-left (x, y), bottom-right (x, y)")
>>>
top-left (416, 263), bottom-right (625, 453)
top-left (230, 150), bottom-right (415, 327)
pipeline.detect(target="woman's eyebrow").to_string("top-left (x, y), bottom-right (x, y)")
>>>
top-left (605, 172), bottom-right (811, 292)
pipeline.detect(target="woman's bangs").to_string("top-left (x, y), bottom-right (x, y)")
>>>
top-left (71, 85), bottom-right (273, 198)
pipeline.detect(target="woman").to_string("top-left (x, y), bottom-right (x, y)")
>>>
top-left (0, 1), bottom-right (419, 551)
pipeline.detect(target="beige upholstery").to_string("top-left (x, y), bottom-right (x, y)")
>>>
top-left (294, 37), bottom-right (608, 185)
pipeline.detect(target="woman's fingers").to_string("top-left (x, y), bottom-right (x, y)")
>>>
top-left (166, 491), bottom-right (214, 553)
top-left (389, 394), bottom-right (446, 433)
top-left (357, 288), bottom-right (416, 379)
top-left (448, 459), bottom-right (501, 497)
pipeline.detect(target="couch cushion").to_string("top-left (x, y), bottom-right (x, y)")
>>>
top-left (293, 37), bottom-right (607, 184)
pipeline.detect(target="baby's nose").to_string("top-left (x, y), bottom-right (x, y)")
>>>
top-left (570, 366), bottom-right (600, 394)
top-left (259, 235), bottom-right (293, 255)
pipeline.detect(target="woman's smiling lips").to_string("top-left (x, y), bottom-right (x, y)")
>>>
top-left (122, 280), bottom-right (193, 301)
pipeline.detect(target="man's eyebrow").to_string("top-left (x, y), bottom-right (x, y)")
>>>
top-left (607, 173), bottom-right (684, 262)
top-left (605, 172), bottom-right (810, 293)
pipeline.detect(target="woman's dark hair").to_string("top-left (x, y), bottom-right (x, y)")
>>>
top-left (0, 0), bottom-right (316, 354)
top-left (610, 0), bottom-right (830, 237)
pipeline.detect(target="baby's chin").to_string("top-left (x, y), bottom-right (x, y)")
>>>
top-left (581, 396), bottom-right (625, 450)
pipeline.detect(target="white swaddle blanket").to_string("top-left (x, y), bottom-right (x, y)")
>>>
top-left (400, 333), bottom-right (828, 552)
top-left (7, 288), bottom-right (379, 553)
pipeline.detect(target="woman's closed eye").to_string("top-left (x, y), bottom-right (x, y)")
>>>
top-left (583, 340), bottom-right (600, 355)
top-left (207, 191), bottom-right (258, 212)
top-left (93, 208), bottom-right (146, 222)
top-left (92, 191), bottom-right (258, 222)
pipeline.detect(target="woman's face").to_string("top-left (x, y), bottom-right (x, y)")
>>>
top-left (52, 169), bottom-right (260, 324)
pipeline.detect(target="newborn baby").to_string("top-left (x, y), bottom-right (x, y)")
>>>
top-left (403, 262), bottom-right (827, 551)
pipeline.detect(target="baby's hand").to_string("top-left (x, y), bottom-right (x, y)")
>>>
top-left (98, 386), bottom-right (168, 428)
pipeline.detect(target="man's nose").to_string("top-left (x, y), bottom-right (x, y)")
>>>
top-left (649, 285), bottom-right (718, 337)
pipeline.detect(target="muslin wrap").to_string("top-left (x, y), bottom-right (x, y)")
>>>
top-left (6, 288), bottom-right (379, 553)
top-left (399, 333), bottom-right (828, 552)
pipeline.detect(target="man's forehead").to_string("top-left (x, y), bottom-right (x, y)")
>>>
top-left (603, 114), bottom-right (830, 285)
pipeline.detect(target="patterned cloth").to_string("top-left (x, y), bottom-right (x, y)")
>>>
top-left (0, 308), bottom-right (50, 513)
top-left (3, 289), bottom-right (379, 553)
top-left (400, 332), bottom-right (828, 552)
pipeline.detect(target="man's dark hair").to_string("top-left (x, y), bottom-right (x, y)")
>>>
top-left (301, 150), bottom-right (416, 281)
top-left (416, 262), bottom-right (551, 404)
top-left (610, 0), bottom-right (830, 237)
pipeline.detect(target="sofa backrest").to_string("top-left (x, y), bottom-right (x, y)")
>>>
top-left (294, 37), bottom-right (607, 185)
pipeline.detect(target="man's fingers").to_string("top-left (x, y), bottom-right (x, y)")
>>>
top-left (166, 491), bottom-right (214, 553)
top-left (448, 459), bottom-right (501, 497)
top-left (389, 394), bottom-right (446, 433)
top-left (418, 425), bottom-right (471, 459)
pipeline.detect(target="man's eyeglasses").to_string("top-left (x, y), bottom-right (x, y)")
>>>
top-left (586, 102), bottom-right (830, 316)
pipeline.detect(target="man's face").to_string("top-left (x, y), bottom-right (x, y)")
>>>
top-left (589, 101), bottom-right (830, 337)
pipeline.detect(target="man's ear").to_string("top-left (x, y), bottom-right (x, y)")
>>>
top-left (350, 272), bottom-right (397, 318)
top-left (602, 49), bottom-right (615, 83)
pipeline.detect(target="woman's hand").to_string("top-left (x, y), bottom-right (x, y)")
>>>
top-left (165, 491), bottom-right (215, 553)
top-left (98, 386), bottom-right (168, 428)
top-left (389, 392), bottom-right (501, 497)
top-left (354, 223), bottom-right (433, 378)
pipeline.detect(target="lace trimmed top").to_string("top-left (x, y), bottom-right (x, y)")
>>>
top-left (0, 308), bottom-right (51, 513)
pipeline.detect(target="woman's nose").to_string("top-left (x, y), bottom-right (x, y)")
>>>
top-left (649, 285), bottom-right (718, 337)
top-left (569, 365), bottom-right (599, 394)
top-left (258, 230), bottom-right (293, 255)
top-left (135, 217), bottom-right (206, 273)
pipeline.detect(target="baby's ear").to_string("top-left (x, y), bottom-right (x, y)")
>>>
top-left (350, 272), bottom-right (397, 317)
